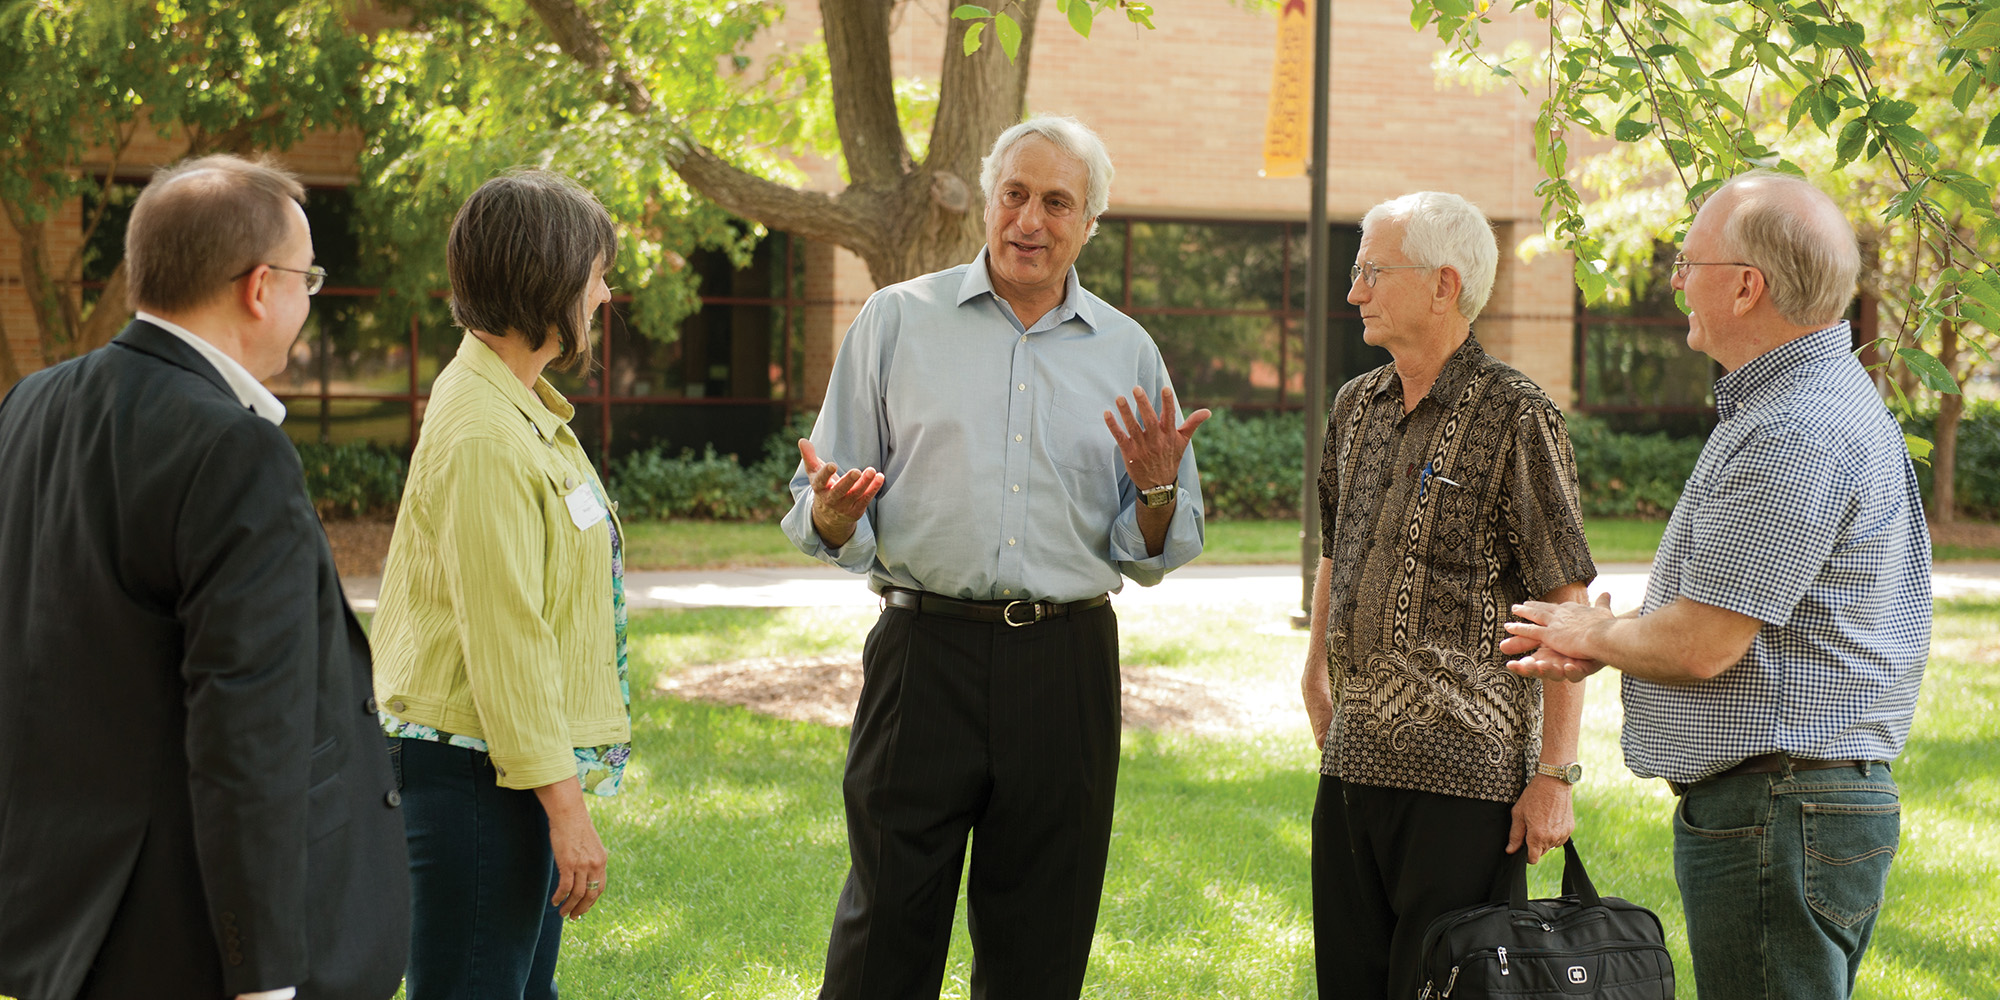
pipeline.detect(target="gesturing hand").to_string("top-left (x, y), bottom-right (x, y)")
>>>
top-left (1102, 386), bottom-right (1210, 490)
top-left (799, 438), bottom-right (884, 548)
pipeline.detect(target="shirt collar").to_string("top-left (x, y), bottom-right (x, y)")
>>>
top-left (1369, 331), bottom-right (1484, 408)
top-left (1714, 321), bottom-right (1851, 421)
top-left (452, 332), bottom-right (576, 439)
top-left (135, 311), bottom-right (287, 426)
top-left (956, 247), bottom-right (1097, 332)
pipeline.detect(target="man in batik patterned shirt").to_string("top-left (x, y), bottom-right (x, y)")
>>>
top-left (1299, 191), bottom-right (1597, 1000)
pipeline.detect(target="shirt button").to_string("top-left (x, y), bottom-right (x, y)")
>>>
top-left (1015, 434), bottom-right (1023, 442)
top-left (1012, 484), bottom-right (1020, 492)
top-left (564, 476), bottom-right (577, 490)
top-left (1008, 538), bottom-right (1017, 546)
top-left (365, 696), bottom-right (378, 713)
top-left (1017, 383), bottom-right (1026, 391)
top-left (390, 700), bottom-right (406, 712)
top-left (384, 789), bottom-right (402, 808)
top-left (1003, 589), bottom-right (1012, 595)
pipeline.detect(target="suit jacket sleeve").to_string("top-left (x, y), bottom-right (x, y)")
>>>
top-left (173, 417), bottom-right (321, 994)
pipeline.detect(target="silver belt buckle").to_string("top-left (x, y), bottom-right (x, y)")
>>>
top-left (1002, 600), bottom-right (1042, 627)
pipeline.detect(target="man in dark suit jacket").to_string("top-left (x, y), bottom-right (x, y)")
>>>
top-left (0, 155), bottom-right (409, 1000)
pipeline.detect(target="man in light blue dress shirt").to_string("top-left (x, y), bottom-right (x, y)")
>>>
top-left (782, 116), bottom-right (1207, 1000)
top-left (1504, 171), bottom-right (1930, 1000)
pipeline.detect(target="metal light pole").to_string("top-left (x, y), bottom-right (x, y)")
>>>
top-left (1294, 0), bottom-right (1332, 627)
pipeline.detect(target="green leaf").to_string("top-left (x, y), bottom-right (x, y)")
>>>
top-left (1615, 118), bottom-right (1655, 141)
top-left (1412, 0), bottom-right (1435, 30)
top-left (1871, 99), bottom-right (1917, 125)
top-left (1126, 6), bottom-right (1155, 28)
top-left (1957, 297), bottom-right (2000, 331)
top-left (1897, 347), bottom-right (1962, 394)
top-left (1055, 0), bottom-right (1069, 13)
top-left (1961, 272), bottom-right (2000, 311)
top-left (1786, 93), bottom-right (1810, 130)
top-left (1664, 138), bottom-right (1695, 166)
top-left (1985, 112), bottom-right (2000, 146)
top-left (1953, 70), bottom-right (1981, 112)
top-left (1904, 434), bottom-right (1934, 465)
top-left (1949, 11), bottom-right (2000, 48)
top-left (1645, 43), bottom-right (1678, 57)
top-left (1810, 87), bottom-right (1838, 132)
top-left (1790, 19), bottom-right (1817, 45)
top-left (951, 5), bottom-right (992, 19)
top-left (1836, 117), bottom-right (1868, 162)
top-left (1688, 176), bottom-right (1727, 202)
top-left (1068, 0), bottom-right (1093, 38)
top-left (994, 11), bottom-right (1021, 61)
top-left (963, 19), bottom-right (985, 54)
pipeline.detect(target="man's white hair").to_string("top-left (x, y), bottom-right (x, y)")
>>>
top-left (1360, 191), bottom-right (1499, 321)
top-left (980, 116), bottom-right (1114, 239)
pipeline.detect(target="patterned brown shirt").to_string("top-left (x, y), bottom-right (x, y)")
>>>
top-left (1317, 335), bottom-right (1595, 802)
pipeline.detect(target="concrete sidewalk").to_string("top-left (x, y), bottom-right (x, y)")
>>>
top-left (342, 561), bottom-right (2000, 613)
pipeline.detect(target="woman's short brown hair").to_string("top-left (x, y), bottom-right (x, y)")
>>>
top-left (125, 155), bottom-right (306, 314)
top-left (446, 170), bottom-right (618, 371)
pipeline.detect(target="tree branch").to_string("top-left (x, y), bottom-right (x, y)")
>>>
top-left (522, 0), bottom-right (653, 114)
top-left (819, 0), bottom-right (911, 189)
top-left (671, 142), bottom-right (885, 260)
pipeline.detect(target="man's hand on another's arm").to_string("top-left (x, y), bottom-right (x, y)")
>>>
top-left (799, 439), bottom-right (884, 549)
top-left (1505, 595), bottom-right (1762, 685)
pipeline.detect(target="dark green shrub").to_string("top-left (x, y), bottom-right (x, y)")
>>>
top-left (1903, 400), bottom-right (2000, 519)
top-left (297, 441), bottom-right (408, 519)
top-left (610, 410), bottom-right (815, 521)
top-left (1194, 409), bottom-right (1308, 519)
top-left (1566, 415), bottom-right (1705, 518)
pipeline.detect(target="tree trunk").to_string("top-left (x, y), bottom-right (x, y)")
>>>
top-left (72, 260), bottom-right (131, 355)
top-left (1933, 317), bottom-right (1960, 525)
top-left (0, 309), bottom-right (22, 392)
top-left (527, 0), bottom-right (1038, 291)
top-left (3, 190), bottom-right (83, 365)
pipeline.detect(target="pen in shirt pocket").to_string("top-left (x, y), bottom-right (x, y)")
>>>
top-left (1418, 462), bottom-right (1462, 499)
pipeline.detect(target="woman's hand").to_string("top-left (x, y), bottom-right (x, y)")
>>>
top-left (533, 778), bottom-right (608, 919)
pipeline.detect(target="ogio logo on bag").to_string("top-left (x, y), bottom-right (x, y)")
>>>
top-left (1567, 966), bottom-right (1588, 984)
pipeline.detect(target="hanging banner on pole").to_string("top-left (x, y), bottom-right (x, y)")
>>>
top-left (1262, 0), bottom-right (1312, 178)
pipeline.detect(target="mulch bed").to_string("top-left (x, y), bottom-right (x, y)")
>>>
top-left (654, 657), bottom-right (1298, 735)
top-left (322, 518), bottom-right (395, 578)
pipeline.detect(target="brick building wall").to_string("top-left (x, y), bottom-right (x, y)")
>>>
top-left (5, 1), bottom-right (1577, 408)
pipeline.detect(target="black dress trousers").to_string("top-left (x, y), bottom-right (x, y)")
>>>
top-left (1311, 774), bottom-right (1518, 1000)
top-left (819, 601), bottom-right (1122, 1000)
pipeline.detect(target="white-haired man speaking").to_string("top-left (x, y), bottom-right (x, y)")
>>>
top-left (1300, 191), bottom-right (1597, 999)
top-left (783, 116), bottom-right (1209, 999)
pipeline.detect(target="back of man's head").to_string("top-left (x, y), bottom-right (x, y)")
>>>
top-left (126, 155), bottom-right (306, 315)
top-left (1713, 171), bottom-right (1859, 328)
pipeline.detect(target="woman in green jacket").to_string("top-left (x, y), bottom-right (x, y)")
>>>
top-left (372, 170), bottom-right (628, 1000)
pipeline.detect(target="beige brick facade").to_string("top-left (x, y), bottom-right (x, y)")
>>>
top-left (6, 2), bottom-right (1577, 407)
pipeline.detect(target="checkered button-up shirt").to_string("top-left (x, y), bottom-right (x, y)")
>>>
top-left (1622, 322), bottom-right (1931, 783)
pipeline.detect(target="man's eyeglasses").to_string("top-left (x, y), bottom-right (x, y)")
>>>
top-left (1670, 253), bottom-right (1755, 281)
top-left (233, 263), bottom-right (327, 296)
top-left (1350, 261), bottom-right (1434, 287)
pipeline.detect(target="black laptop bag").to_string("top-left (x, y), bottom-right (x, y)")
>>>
top-left (1414, 840), bottom-right (1674, 999)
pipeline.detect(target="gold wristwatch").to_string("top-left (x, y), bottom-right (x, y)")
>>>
top-left (1138, 483), bottom-right (1177, 508)
top-left (1536, 761), bottom-right (1583, 784)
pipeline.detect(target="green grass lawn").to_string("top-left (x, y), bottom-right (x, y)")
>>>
top-left (620, 517), bottom-right (2000, 570)
top-left (544, 597), bottom-right (2000, 999)
top-left (619, 518), bottom-right (1677, 570)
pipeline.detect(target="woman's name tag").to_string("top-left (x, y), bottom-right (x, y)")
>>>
top-left (565, 485), bottom-right (608, 530)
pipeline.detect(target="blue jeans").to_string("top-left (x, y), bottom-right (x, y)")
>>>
top-left (392, 737), bottom-right (565, 1000)
top-left (1673, 761), bottom-right (1899, 1000)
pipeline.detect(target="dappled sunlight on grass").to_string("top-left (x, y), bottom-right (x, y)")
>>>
top-left (549, 601), bottom-right (1999, 999)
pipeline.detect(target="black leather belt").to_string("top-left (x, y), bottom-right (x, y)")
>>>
top-left (1671, 753), bottom-right (1879, 795)
top-left (881, 587), bottom-right (1108, 627)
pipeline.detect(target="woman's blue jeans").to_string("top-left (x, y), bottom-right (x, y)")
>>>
top-left (1673, 761), bottom-right (1899, 1000)
top-left (391, 737), bottom-right (565, 1000)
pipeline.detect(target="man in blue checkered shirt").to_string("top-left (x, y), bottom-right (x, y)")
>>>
top-left (1502, 171), bottom-right (1930, 1000)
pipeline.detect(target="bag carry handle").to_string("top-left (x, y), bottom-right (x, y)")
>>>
top-left (1500, 838), bottom-right (1605, 910)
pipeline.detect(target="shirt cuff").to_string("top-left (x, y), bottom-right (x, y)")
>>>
top-left (239, 989), bottom-right (297, 1000)
top-left (1109, 493), bottom-right (1204, 585)
top-left (780, 490), bottom-right (877, 572)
